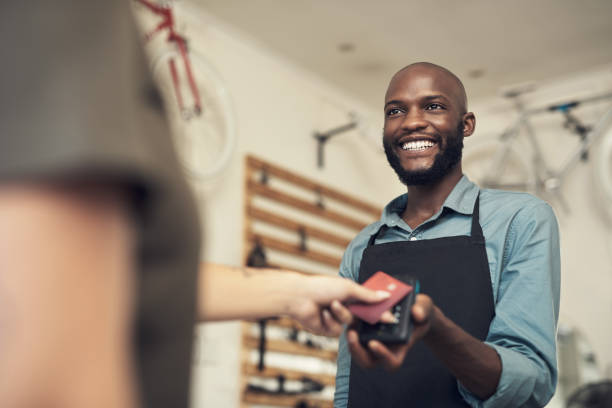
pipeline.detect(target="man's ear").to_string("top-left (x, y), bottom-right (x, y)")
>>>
top-left (463, 112), bottom-right (476, 137)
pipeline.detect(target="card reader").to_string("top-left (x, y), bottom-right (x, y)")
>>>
top-left (357, 277), bottom-right (419, 345)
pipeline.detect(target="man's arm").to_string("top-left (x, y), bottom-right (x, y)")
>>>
top-left (197, 262), bottom-right (392, 336)
top-left (0, 183), bottom-right (138, 408)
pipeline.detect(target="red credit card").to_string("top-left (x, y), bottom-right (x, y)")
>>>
top-left (348, 271), bottom-right (413, 324)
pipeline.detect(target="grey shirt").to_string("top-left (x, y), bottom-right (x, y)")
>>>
top-left (1, 2), bottom-right (201, 407)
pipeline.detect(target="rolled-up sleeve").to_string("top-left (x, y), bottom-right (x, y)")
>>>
top-left (458, 201), bottom-right (561, 407)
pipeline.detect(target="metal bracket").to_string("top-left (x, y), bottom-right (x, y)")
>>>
top-left (298, 227), bottom-right (307, 252)
top-left (315, 188), bottom-right (325, 209)
top-left (259, 167), bottom-right (269, 185)
top-left (313, 118), bottom-right (358, 168)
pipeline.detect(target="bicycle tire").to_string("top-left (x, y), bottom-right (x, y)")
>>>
top-left (462, 137), bottom-right (536, 193)
top-left (151, 48), bottom-right (236, 181)
top-left (594, 114), bottom-right (612, 219)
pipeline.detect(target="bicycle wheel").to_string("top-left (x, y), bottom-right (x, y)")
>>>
top-left (462, 138), bottom-right (536, 193)
top-left (594, 112), bottom-right (612, 219)
top-left (152, 49), bottom-right (236, 181)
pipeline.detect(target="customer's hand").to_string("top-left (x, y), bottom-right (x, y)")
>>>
top-left (288, 275), bottom-right (395, 336)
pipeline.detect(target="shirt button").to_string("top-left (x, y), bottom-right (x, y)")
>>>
top-left (410, 236), bottom-right (418, 241)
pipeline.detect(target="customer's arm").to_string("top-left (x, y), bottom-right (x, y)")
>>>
top-left (198, 262), bottom-right (392, 336)
top-left (0, 183), bottom-right (138, 408)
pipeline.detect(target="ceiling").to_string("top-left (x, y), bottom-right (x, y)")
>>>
top-left (194, 0), bottom-right (612, 109)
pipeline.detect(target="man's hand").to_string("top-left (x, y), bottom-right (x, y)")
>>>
top-left (287, 275), bottom-right (395, 337)
top-left (346, 293), bottom-right (436, 370)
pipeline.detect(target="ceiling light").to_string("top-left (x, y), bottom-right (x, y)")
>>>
top-left (338, 42), bottom-right (355, 53)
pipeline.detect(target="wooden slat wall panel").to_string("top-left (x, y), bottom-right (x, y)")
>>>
top-left (247, 156), bottom-right (380, 217)
top-left (247, 232), bottom-right (342, 268)
top-left (241, 155), bottom-right (381, 408)
top-left (248, 206), bottom-right (351, 248)
top-left (248, 181), bottom-right (368, 230)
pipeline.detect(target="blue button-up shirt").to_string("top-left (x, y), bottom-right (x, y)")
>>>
top-left (334, 176), bottom-right (560, 408)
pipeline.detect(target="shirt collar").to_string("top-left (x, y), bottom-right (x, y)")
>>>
top-left (380, 175), bottom-right (480, 226)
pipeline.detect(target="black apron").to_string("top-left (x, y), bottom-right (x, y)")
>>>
top-left (347, 195), bottom-right (495, 408)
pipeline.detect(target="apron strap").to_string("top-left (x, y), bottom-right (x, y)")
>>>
top-left (470, 193), bottom-right (484, 243)
top-left (367, 224), bottom-right (388, 247)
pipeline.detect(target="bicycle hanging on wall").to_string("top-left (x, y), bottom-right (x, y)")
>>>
top-left (134, 0), bottom-right (237, 182)
top-left (463, 88), bottom-right (612, 216)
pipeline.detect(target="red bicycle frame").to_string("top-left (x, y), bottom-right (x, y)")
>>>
top-left (136, 0), bottom-right (202, 117)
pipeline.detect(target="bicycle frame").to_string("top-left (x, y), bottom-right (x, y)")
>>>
top-left (136, 0), bottom-right (202, 118)
top-left (488, 92), bottom-right (612, 207)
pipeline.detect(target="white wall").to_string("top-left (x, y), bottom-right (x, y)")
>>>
top-left (135, 4), bottom-right (612, 407)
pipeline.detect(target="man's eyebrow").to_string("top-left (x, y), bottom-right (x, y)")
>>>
top-left (384, 94), bottom-right (452, 109)
top-left (423, 94), bottom-right (451, 102)
top-left (384, 99), bottom-right (404, 109)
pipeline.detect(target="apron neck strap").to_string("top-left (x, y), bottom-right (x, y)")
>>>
top-left (471, 192), bottom-right (484, 243)
top-left (367, 224), bottom-right (387, 247)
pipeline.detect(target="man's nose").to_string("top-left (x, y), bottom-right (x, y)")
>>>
top-left (400, 109), bottom-right (428, 132)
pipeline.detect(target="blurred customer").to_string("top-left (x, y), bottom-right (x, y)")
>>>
top-left (0, 2), bottom-right (389, 408)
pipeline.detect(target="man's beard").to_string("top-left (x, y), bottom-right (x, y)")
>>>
top-left (383, 122), bottom-right (464, 186)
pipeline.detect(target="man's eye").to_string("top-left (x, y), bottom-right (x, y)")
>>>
top-left (386, 108), bottom-right (402, 116)
top-left (426, 103), bottom-right (444, 110)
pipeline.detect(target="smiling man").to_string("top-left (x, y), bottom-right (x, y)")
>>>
top-left (334, 63), bottom-right (561, 407)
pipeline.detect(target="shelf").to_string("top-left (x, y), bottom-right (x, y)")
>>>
top-left (242, 333), bottom-right (338, 362)
top-left (243, 363), bottom-right (335, 386)
top-left (243, 391), bottom-right (333, 408)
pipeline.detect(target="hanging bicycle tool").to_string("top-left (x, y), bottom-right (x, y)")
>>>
top-left (245, 240), bottom-right (274, 371)
top-left (246, 374), bottom-right (325, 396)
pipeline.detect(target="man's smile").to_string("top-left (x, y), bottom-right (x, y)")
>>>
top-left (400, 139), bottom-right (437, 151)
top-left (395, 135), bottom-right (440, 156)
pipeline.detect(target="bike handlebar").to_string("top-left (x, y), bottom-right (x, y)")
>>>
top-left (524, 91), bottom-right (612, 116)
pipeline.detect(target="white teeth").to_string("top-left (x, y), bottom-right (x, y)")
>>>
top-left (401, 140), bottom-right (435, 151)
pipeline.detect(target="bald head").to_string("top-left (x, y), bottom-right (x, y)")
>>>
top-left (387, 62), bottom-right (468, 113)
